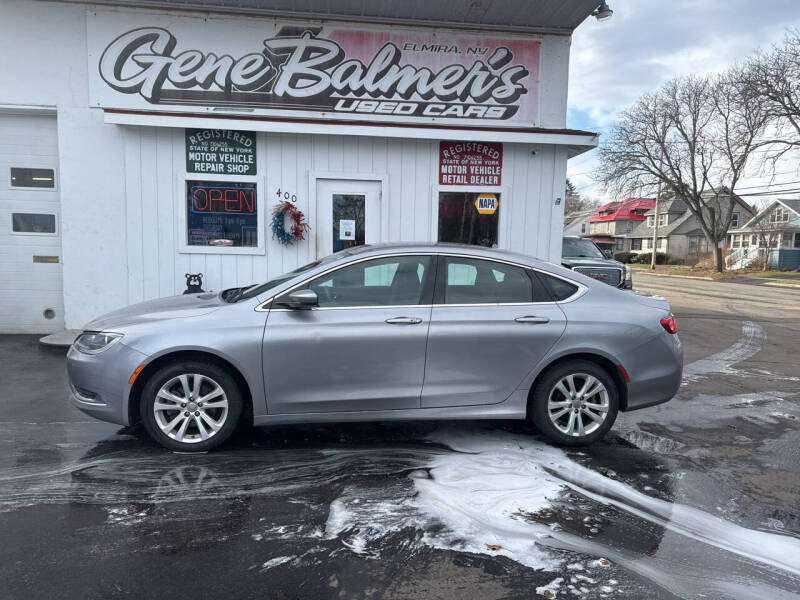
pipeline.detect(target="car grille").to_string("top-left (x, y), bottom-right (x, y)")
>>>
top-left (573, 267), bottom-right (622, 287)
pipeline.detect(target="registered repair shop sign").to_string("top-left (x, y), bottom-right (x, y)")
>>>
top-left (186, 129), bottom-right (256, 175)
top-left (474, 193), bottom-right (499, 215)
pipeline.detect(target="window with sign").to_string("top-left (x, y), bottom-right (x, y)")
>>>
top-left (186, 180), bottom-right (258, 247)
top-left (438, 192), bottom-right (500, 247)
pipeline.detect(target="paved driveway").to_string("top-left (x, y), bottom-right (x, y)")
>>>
top-left (1, 277), bottom-right (799, 599)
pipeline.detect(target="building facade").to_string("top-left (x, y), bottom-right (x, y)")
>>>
top-left (563, 208), bottom-right (595, 237)
top-left (727, 199), bottom-right (800, 269)
top-left (0, 0), bottom-right (601, 333)
top-left (621, 193), bottom-right (756, 265)
top-left (582, 198), bottom-right (654, 252)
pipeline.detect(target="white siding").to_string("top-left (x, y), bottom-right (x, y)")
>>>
top-left (0, 0), bottom-right (573, 329)
top-left (108, 129), bottom-right (565, 325)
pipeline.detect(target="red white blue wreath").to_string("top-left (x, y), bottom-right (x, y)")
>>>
top-left (271, 201), bottom-right (309, 246)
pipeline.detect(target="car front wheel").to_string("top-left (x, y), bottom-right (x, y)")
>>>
top-left (530, 360), bottom-right (619, 446)
top-left (140, 361), bottom-right (243, 452)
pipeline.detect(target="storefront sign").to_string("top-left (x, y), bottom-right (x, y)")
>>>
top-left (186, 180), bottom-right (258, 247)
top-left (439, 142), bottom-right (503, 186)
top-left (474, 193), bottom-right (499, 215)
top-left (186, 129), bottom-right (256, 175)
top-left (88, 12), bottom-right (540, 127)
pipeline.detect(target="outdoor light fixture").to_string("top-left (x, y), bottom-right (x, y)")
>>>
top-left (593, 0), bottom-right (613, 20)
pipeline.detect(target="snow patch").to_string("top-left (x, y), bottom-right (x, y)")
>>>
top-left (536, 577), bottom-right (563, 597)
top-left (260, 555), bottom-right (294, 570)
top-left (683, 320), bottom-right (765, 382)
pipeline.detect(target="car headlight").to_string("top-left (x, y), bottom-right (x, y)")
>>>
top-left (73, 332), bottom-right (123, 355)
top-left (624, 265), bottom-right (632, 280)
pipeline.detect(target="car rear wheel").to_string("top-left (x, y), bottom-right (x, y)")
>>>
top-left (140, 361), bottom-right (243, 452)
top-left (530, 360), bottom-right (619, 446)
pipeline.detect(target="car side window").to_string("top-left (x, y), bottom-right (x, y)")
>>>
top-left (442, 257), bottom-right (536, 304)
top-left (306, 256), bottom-right (432, 308)
top-left (537, 272), bottom-right (579, 301)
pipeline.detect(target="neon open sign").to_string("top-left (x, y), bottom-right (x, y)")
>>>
top-left (186, 180), bottom-right (258, 248)
top-left (189, 184), bottom-right (256, 215)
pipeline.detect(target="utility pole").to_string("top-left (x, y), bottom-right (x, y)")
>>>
top-left (650, 192), bottom-right (661, 269)
top-left (650, 162), bottom-right (665, 270)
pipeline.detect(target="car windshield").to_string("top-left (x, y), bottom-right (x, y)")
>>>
top-left (562, 237), bottom-right (605, 259)
top-left (229, 249), bottom-right (361, 302)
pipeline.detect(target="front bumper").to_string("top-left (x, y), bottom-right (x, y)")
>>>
top-left (66, 340), bottom-right (147, 426)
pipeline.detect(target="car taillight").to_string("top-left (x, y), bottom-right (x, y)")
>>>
top-left (660, 314), bottom-right (677, 334)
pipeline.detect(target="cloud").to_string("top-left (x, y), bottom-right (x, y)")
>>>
top-left (566, 0), bottom-right (800, 203)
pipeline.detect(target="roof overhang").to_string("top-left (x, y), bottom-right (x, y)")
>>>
top-left (54, 0), bottom-right (603, 34)
top-left (103, 109), bottom-right (599, 153)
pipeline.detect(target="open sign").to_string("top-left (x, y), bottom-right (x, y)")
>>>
top-left (474, 193), bottom-right (499, 215)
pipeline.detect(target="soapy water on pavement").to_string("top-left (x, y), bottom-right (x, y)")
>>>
top-left (325, 425), bottom-right (800, 599)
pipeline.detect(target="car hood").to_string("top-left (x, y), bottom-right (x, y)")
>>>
top-left (561, 257), bottom-right (625, 269)
top-left (82, 293), bottom-right (226, 331)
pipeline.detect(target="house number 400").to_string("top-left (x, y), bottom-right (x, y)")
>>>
top-left (275, 188), bottom-right (297, 203)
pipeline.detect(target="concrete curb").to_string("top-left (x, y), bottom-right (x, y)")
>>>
top-left (633, 271), bottom-right (715, 281)
top-left (39, 329), bottom-right (80, 348)
top-left (753, 280), bottom-right (800, 290)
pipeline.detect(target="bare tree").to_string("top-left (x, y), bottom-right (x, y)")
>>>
top-left (741, 30), bottom-right (800, 158)
top-left (563, 178), bottom-right (600, 214)
top-left (597, 73), bottom-right (771, 271)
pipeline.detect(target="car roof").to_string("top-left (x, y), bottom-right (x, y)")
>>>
top-left (339, 242), bottom-right (551, 267)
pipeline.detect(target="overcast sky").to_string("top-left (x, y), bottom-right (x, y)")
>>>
top-left (566, 0), bottom-right (800, 207)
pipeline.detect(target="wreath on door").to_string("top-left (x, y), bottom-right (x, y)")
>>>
top-left (271, 201), bottom-right (309, 246)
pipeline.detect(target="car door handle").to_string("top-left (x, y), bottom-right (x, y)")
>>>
top-left (385, 317), bottom-right (423, 325)
top-left (515, 316), bottom-right (550, 324)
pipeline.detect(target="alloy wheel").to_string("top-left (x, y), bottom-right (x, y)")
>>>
top-left (547, 373), bottom-right (610, 437)
top-left (153, 374), bottom-right (229, 444)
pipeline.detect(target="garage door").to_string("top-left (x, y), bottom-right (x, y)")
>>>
top-left (0, 113), bottom-right (63, 333)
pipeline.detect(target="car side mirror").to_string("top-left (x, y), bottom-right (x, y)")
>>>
top-left (279, 289), bottom-right (318, 309)
top-left (603, 250), bottom-right (613, 259)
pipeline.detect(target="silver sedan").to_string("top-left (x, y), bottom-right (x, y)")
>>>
top-left (67, 243), bottom-right (682, 452)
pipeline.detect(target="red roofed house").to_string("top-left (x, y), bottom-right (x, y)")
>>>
top-left (583, 198), bottom-right (655, 252)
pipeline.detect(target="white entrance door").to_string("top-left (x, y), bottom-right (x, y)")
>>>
top-left (0, 113), bottom-right (63, 333)
top-left (315, 178), bottom-right (381, 259)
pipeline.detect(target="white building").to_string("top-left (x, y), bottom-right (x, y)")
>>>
top-left (563, 208), bottom-right (596, 237)
top-left (0, 0), bottom-right (601, 333)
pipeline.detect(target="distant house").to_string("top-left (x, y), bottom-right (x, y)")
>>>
top-left (583, 198), bottom-right (654, 252)
top-left (726, 199), bottom-right (800, 269)
top-left (563, 208), bottom-right (595, 237)
top-left (624, 191), bottom-right (755, 264)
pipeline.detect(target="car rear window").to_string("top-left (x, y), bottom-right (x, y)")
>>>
top-left (441, 257), bottom-right (547, 304)
top-left (537, 272), bottom-right (579, 301)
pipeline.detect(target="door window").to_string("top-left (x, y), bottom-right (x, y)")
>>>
top-left (11, 213), bottom-right (56, 234)
top-left (304, 256), bottom-right (432, 307)
top-left (332, 194), bottom-right (365, 252)
top-left (10, 167), bottom-right (55, 188)
top-left (440, 257), bottom-right (541, 304)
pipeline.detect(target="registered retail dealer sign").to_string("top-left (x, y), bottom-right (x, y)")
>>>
top-left (439, 142), bottom-right (503, 185)
top-left (186, 129), bottom-right (256, 175)
top-left (87, 11), bottom-right (540, 128)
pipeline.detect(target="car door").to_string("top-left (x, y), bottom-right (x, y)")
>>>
top-left (263, 254), bottom-right (434, 414)
top-left (421, 255), bottom-right (567, 408)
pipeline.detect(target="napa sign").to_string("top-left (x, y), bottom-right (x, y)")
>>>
top-left (87, 11), bottom-right (540, 127)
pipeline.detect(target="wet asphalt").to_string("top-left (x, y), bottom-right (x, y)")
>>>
top-left (1, 276), bottom-right (799, 600)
